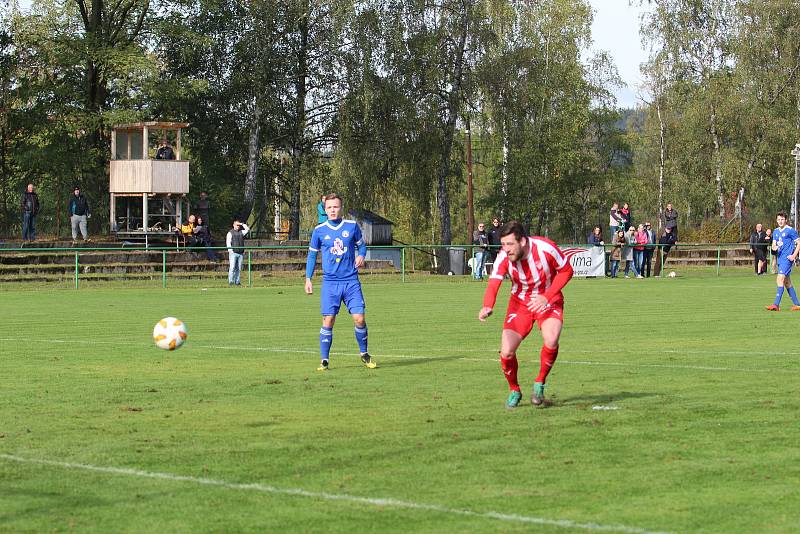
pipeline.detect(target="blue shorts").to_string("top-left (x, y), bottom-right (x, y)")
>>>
top-left (320, 279), bottom-right (365, 316)
top-left (778, 258), bottom-right (794, 276)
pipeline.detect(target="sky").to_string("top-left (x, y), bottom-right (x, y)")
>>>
top-left (586, 0), bottom-right (652, 108)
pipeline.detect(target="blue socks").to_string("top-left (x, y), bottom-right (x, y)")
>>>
top-left (319, 325), bottom-right (368, 362)
top-left (319, 327), bottom-right (333, 361)
top-left (788, 287), bottom-right (800, 306)
top-left (355, 325), bottom-right (368, 353)
top-left (774, 287), bottom-right (785, 306)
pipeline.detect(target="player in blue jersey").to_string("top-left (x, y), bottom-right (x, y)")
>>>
top-left (766, 211), bottom-right (800, 311)
top-left (305, 193), bottom-right (377, 370)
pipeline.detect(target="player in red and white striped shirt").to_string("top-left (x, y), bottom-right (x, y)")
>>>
top-left (478, 221), bottom-right (573, 408)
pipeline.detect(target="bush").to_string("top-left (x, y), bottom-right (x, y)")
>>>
top-left (681, 219), bottom-right (746, 244)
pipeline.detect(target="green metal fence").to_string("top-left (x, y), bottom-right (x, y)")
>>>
top-left (0, 241), bottom-right (775, 289)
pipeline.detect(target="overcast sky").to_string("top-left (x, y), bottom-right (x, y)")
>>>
top-left (586, 0), bottom-right (651, 108)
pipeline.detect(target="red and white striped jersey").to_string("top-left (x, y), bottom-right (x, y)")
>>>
top-left (489, 236), bottom-right (569, 303)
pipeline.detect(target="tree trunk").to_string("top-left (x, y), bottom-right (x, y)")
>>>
top-left (288, 0), bottom-right (309, 241)
top-left (434, 6), bottom-right (469, 272)
top-left (240, 102), bottom-right (261, 222)
top-left (657, 98), bottom-right (665, 232)
top-left (710, 102), bottom-right (725, 219)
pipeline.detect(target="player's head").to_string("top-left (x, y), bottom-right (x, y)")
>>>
top-left (324, 193), bottom-right (342, 220)
top-left (777, 211), bottom-right (787, 227)
top-left (499, 220), bottom-right (527, 262)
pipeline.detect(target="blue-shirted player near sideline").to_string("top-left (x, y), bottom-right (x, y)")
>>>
top-left (766, 211), bottom-right (800, 311)
top-left (305, 193), bottom-right (377, 370)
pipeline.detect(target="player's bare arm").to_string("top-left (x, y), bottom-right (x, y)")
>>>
top-left (304, 278), bottom-right (313, 294)
top-left (355, 255), bottom-right (365, 269)
top-left (478, 307), bottom-right (493, 321)
top-left (789, 239), bottom-right (800, 262)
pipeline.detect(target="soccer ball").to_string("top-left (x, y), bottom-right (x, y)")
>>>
top-left (668, 271), bottom-right (677, 278)
top-left (153, 317), bottom-right (188, 351)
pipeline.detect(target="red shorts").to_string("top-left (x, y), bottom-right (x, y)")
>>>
top-left (503, 298), bottom-right (564, 338)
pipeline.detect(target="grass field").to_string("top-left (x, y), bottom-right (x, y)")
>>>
top-left (1, 274), bottom-right (799, 533)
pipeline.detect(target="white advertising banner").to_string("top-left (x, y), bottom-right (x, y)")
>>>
top-left (562, 246), bottom-right (605, 277)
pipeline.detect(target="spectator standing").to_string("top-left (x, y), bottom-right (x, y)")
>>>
top-left (193, 215), bottom-right (218, 262)
top-left (749, 223), bottom-right (767, 275)
top-left (663, 202), bottom-right (678, 241)
top-left (21, 183), bottom-right (40, 242)
top-left (226, 219), bottom-right (250, 286)
top-left (68, 186), bottom-right (91, 244)
top-left (654, 226), bottom-right (676, 277)
top-left (620, 202), bottom-right (632, 230)
top-left (642, 222), bottom-right (657, 277)
top-left (487, 217), bottom-right (502, 264)
top-left (764, 228), bottom-right (776, 274)
top-left (623, 226), bottom-right (641, 278)
top-left (155, 138), bottom-right (176, 160)
top-left (610, 229), bottom-right (625, 278)
top-left (634, 224), bottom-right (648, 277)
top-left (196, 191), bottom-right (210, 229)
top-left (316, 195), bottom-right (327, 224)
top-left (472, 223), bottom-right (489, 280)
top-left (608, 202), bottom-right (623, 238)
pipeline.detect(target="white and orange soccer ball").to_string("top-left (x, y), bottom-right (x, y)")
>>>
top-left (152, 317), bottom-right (188, 351)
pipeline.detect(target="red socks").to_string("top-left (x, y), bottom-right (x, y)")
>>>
top-left (500, 354), bottom-right (520, 391)
top-left (536, 344), bottom-right (559, 384)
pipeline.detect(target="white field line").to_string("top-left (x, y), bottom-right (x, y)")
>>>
top-left (0, 453), bottom-right (673, 534)
top-left (1, 338), bottom-right (797, 374)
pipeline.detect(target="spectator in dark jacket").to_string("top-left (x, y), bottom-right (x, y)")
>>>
top-left (487, 217), bottom-right (502, 264)
top-left (749, 223), bottom-right (768, 275)
top-left (21, 183), bottom-right (40, 242)
top-left (620, 202), bottom-right (632, 230)
top-left (193, 215), bottom-right (218, 262)
top-left (472, 223), bottom-right (490, 280)
top-left (654, 226), bottom-right (676, 277)
top-left (663, 203), bottom-right (678, 241)
top-left (588, 225), bottom-right (604, 246)
top-left (155, 138), bottom-right (176, 160)
top-left (68, 186), bottom-right (91, 243)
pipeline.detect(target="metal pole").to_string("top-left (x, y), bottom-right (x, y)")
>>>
top-left (716, 245), bottom-right (721, 277)
top-left (74, 253), bottom-right (79, 289)
top-left (401, 247), bottom-right (405, 283)
top-left (162, 250), bottom-right (167, 288)
top-left (248, 250), bottom-right (252, 287)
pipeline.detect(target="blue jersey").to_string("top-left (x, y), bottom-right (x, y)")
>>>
top-left (306, 219), bottom-right (367, 282)
top-left (772, 226), bottom-right (799, 260)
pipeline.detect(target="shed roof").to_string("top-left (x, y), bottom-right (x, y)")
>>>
top-left (349, 209), bottom-right (394, 226)
top-left (113, 121), bottom-right (190, 132)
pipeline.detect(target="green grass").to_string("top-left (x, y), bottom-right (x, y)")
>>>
top-left (1, 274), bottom-right (799, 533)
